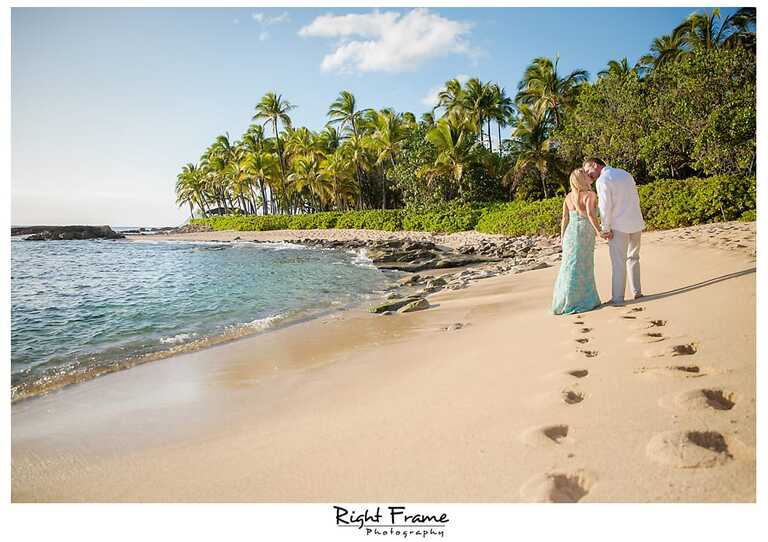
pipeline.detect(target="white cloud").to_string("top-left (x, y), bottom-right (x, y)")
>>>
top-left (251, 11), bottom-right (289, 41)
top-left (421, 74), bottom-right (470, 107)
top-left (252, 11), bottom-right (290, 25)
top-left (299, 8), bottom-right (476, 73)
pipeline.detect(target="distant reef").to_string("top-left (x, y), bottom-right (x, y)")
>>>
top-left (11, 225), bottom-right (125, 241)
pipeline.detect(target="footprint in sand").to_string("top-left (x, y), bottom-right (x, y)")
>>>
top-left (627, 307), bottom-right (645, 313)
top-left (645, 342), bottom-right (699, 358)
top-left (578, 349), bottom-right (599, 358)
top-left (572, 327), bottom-right (593, 336)
top-left (645, 342), bottom-right (697, 358)
top-left (632, 319), bottom-right (669, 332)
top-left (519, 470), bottom-right (596, 502)
top-left (562, 388), bottom-right (585, 405)
top-left (646, 430), bottom-right (746, 468)
top-left (574, 337), bottom-right (590, 344)
top-left (567, 369), bottom-right (589, 378)
top-left (659, 388), bottom-right (737, 412)
top-left (522, 424), bottom-right (572, 447)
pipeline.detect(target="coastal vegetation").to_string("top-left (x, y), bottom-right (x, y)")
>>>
top-left (193, 175), bottom-right (756, 236)
top-left (178, 8), bottom-right (756, 234)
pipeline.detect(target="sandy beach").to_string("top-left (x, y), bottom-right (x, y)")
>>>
top-left (11, 222), bottom-right (756, 502)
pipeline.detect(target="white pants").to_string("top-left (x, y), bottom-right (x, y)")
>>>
top-left (608, 230), bottom-right (642, 303)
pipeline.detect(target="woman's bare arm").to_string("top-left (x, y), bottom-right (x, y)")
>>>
top-left (560, 197), bottom-right (570, 241)
top-left (585, 192), bottom-right (602, 236)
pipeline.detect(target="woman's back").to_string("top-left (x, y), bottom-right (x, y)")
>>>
top-left (565, 189), bottom-right (595, 216)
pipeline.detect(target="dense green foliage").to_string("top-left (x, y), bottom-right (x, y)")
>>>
top-left (177, 8), bottom-right (755, 226)
top-left (637, 175), bottom-right (756, 229)
top-left (192, 176), bottom-right (755, 236)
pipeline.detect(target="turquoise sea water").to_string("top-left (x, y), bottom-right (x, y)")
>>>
top-left (11, 238), bottom-right (397, 400)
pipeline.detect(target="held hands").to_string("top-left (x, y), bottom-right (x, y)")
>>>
top-left (600, 230), bottom-right (614, 240)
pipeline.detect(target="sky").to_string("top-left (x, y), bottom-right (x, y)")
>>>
top-left (11, 6), bottom-right (736, 227)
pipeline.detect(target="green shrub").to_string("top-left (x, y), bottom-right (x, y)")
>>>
top-left (740, 209), bottom-right (756, 222)
top-left (191, 215), bottom-right (291, 231)
top-left (335, 209), bottom-right (405, 231)
top-left (475, 198), bottom-right (564, 236)
top-left (402, 201), bottom-right (486, 233)
top-left (288, 212), bottom-right (342, 229)
top-left (638, 175), bottom-right (756, 229)
top-left (190, 176), bottom-right (756, 236)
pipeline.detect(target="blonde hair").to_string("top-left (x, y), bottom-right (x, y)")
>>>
top-left (569, 168), bottom-right (592, 193)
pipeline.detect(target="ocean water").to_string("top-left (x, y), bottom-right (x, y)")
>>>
top-left (11, 237), bottom-right (398, 400)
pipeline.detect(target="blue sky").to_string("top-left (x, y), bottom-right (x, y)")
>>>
top-left (11, 7), bottom-right (734, 226)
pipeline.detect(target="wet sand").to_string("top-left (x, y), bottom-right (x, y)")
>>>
top-left (12, 222), bottom-right (756, 502)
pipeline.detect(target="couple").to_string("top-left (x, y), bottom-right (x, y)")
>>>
top-left (552, 158), bottom-right (646, 315)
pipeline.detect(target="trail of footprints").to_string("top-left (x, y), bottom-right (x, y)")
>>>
top-left (521, 306), bottom-right (742, 502)
top-left (520, 312), bottom-right (598, 502)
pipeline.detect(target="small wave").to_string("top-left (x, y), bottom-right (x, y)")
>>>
top-left (159, 332), bottom-right (197, 345)
top-left (348, 248), bottom-right (376, 269)
top-left (241, 314), bottom-right (284, 330)
top-left (258, 241), bottom-right (307, 251)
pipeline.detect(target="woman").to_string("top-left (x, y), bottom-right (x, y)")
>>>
top-left (551, 168), bottom-right (602, 314)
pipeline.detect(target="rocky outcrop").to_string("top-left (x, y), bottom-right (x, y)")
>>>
top-left (168, 223), bottom-right (213, 234)
top-left (12, 225), bottom-right (125, 241)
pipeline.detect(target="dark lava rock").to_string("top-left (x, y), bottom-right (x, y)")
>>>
top-left (13, 225), bottom-right (125, 241)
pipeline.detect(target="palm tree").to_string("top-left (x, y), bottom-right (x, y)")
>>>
top-left (435, 78), bottom-right (466, 119)
top-left (242, 124), bottom-right (275, 215)
top-left (340, 133), bottom-right (372, 209)
top-left (638, 32), bottom-right (688, 70)
top-left (175, 162), bottom-right (204, 219)
top-left (253, 92), bottom-right (295, 213)
top-left (320, 151), bottom-right (355, 210)
top-left (722, 7), bottom-right (756, 52)
top-left (463, 77), bottom-right (495, 149)
top-left (421, 118), bottom-right (475, 195)
top-left (420, 112), bottom-right (436, 127)
top-left (327, 90), bottom-right (369, 138)
top-left (675, 8), bottom-right (756, 51)
top-left (243, 150), bottom-right (279, 215)
top-left (489, 83), bottom-right (514, 153)
top-left (508, 103), bottom-right (561, 198)
top-left (287, 156), bottom-right (332, 212)
top-left (317, 125), bottom-right (341, 156)
top-left (639, 8), bottom-right (755, 73)
top-left (368, 110), bottom-right (408, 209)
top-left (598, 57), bottom-right (638, 79)
top-left (286, 127), bottom-right (321, 165)
top-left (515, 56), bottom-right (588, 129)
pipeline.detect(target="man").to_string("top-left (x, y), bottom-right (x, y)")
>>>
top-left (582, 158), bottom-right (646, 305)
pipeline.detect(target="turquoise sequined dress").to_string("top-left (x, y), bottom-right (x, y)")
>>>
top-left (552, 211), bottom-right (601, 315)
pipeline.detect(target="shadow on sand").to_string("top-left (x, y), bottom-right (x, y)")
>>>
top-left (595, 267), bottom-right (756, 309)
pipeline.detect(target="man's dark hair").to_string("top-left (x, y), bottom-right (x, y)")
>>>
top-left (583, 157), bottom-right (606, 167)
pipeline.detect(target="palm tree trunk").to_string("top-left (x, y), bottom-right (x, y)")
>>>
top-left (259, 181), bottom-right (268, 215)
top-left (497, 122), bottom-right (502, 154)
top-left (273, 117), bottom-right (288, 215)
top-left (487, 118), bottom-right (493, 152)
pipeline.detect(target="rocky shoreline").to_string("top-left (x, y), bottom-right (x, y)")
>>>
top-left (11, 225), bottom-right (125, 241)
top-left (276, 234), bottom-right (563, 315)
